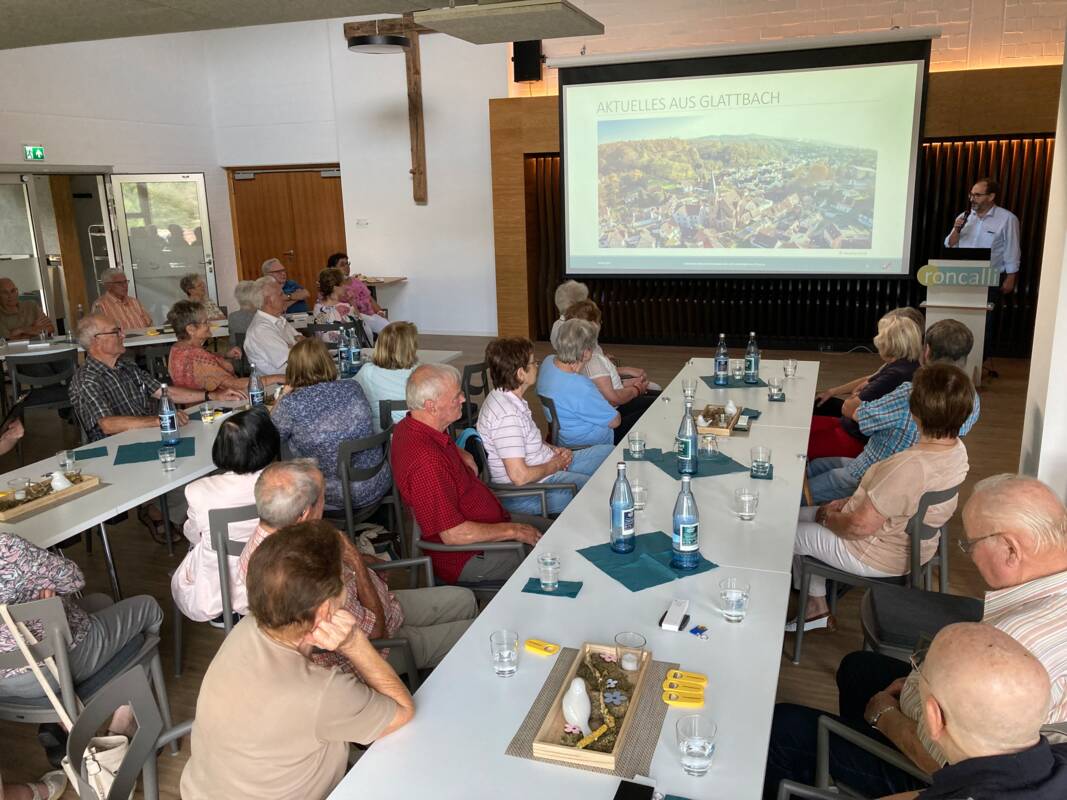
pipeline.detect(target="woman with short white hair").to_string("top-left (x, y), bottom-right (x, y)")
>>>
top-left (550, 280), bottom-right (589, 350)
top-left (227, 280), bottom-right (257, 336)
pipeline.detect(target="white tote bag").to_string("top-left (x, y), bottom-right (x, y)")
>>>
top-left (0, 603), bottom-right (131, 800)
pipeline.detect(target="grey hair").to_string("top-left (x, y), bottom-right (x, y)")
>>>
top-left (100, 268), bottom-right (127, 286)
top-left (179, 274), bottom-right (201, 295)
top-left (250, 276), bottom-right (275, 309)
top-left (254, 459), bottom-right (323, 529)
top-left (260, 258), bottom-right (283, 276)
top-left (970, 474), bottom-right (1067, 552)
top-left (406, 363), bottom-right (461, 410)
top-left (554, 280), bottom-right (589, 315)
top-left (554, 318), bottom-right (599, 364)
top-left (233, 280), bottom-right (257, 310)
top-left (75, 314), bottom-right (108, 349)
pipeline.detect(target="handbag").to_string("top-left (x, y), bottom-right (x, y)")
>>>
top-left (0, 603), bottom-right (131, 800)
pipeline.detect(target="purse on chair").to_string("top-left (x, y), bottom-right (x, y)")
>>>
top-left (0, 604), bottom-right (131, 800)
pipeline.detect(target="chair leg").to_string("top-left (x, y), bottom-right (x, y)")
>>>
top-left (827, 580), bottom-right (838, 616)
top-left (159, 495), bottom-right (173, 558)
top-left (148, 653), bottom-right (180, 756)
top-left (172, 596), bottom-right (183, 678)
top-left (939, 530), bottom-right (950, 593)
top-left (793, 564), bottom-right (810, 664)
top-left (98, 523), bottom-right (123, 599)
top-left (142, 751), bottom-right (159, 800)
top-left (84, 529), bottom-right (93, 555)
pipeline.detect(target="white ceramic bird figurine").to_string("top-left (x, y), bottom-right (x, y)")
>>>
top-left (50, 471), bottom-right (72, 491)
top-left (562, 677), bottom-right (592, 737)
top-left (725, 399), bottom-right (738, 417)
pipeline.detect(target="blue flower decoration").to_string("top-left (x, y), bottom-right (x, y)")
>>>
top-left (604, 690), bottom-right (626, 706)
top-left (606, 678), bottom-right (618, 689)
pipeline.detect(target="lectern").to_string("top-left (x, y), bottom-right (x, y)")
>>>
top-left (918, 258), bottom-right (998, 387)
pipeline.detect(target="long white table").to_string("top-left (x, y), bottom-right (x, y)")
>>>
top-left (0, 322), bottom-right (232, 361)
top-left (331, 358), bottom-right (817, 800)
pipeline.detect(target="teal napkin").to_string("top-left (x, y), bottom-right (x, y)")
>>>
top-left (74, 446), bottom-right (107, 461)
top-left (521, 578), bottom-right (583, 598)
top-left (114, 437), bottom-right (196, 466)
top-left (577, 531), bottom-right (718, 592)
top-left (751, 464), bottom-right (774, 481)
top-left (625, 447), bottom-right (748, 481)
top-left (700, 375), bottom-right (768, 389)
top-left (768, 394), bottom-right (786, 402)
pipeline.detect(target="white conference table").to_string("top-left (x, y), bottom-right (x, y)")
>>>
top-left (331, 358), bottom-right (817, 800)
top-left (0, 322), bottom-right (232, 361)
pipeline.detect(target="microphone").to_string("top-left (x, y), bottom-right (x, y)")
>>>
top-left (955, 207), bottom-right (971, 231)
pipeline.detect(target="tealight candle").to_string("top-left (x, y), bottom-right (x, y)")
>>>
top-left (620, 652), bottom-right (639, 671)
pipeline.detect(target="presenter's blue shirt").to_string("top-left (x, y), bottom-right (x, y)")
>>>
top-left (536, 356), bottom-right (617, 447)
top-left (282, 278), bottom-right (308, 314)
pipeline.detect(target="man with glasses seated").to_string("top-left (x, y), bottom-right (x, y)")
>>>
top-left (261, 257), bottom-right (310, 314)
top-left (764, 474), bottom-right (1067, 799)
top-left (91, 269), bottom-right (152, 330)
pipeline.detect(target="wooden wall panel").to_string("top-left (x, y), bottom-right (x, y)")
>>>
top-left (48, 175), bottom-right (89, 317)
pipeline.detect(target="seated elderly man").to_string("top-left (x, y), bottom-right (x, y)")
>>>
top-left (391, 364), bottom-right (547, 584)
top-left (261, 257), bottom-right (309, 314)
top-left (0, 277), bottom-right (54, 340)
top-left (182, 520), bottom-right (414, 800)
top-left (764, 474), bottom-right (1067, 799)
top-left (244, 275), bottom-right (301, 375)
top-left (179, 274), bottom-right (225, 320)
top-left (69, 314), bottom-right (244, 441)
top-left (240, 460), bottom-right (477, 670)
top-left (807, 319), bottom-right (980, 505)
top-left (91, 269), bottom-right (152, 329)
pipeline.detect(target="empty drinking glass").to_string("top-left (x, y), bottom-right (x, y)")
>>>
top-left (783, 358), bottom-right (798, 378)
top-left (734, 487), bottom-right (759, 520)
top-left (57, 450), bottom-right (76, 472)
top-left (750, 446), bottom-right (772, 478)
top-left (630, 478), bottom-right (648, 511)
top-left (537, 553), bottom-right (560, 592)
top-left (490, 629), bottom-right (519, 677)
top-left (730, 359), bottom-right (744, 381)
top-left (719, 577), bottom-right (751, 623)
top-left (676, 714), bottom-right (717, 777)
top-left (767, 377), bottom-right (784, 400)
top-left (698, 434), bottom-right (718, 459)
top-left (615, 631), bottom-right (646, 671)
top-left (681, 377), bottom-right (697, 401)
top-left (627, 430), bottom-right (646, 459)
top-left (158, 446), bottom-right (177, 471)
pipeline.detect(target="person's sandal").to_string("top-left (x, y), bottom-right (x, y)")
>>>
top-left (137, 505), bottom-right (182, 546)
top-left (28, 771), bottom-right (67, 800)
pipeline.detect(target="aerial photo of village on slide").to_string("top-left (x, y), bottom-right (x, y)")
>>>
top-left (597, 119), bottom-right (878, 252)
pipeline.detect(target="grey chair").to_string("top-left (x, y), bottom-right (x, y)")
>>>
top-left (411, 516), bottom-right (528, 602)
top-left (140, 343), bottom-right (172, 384)
top-left (6, 349), bottom-right (79, 463)
top-left (537, 393), bottom-right (590, 451)
top-left (336, 429), bottom-right (405, 558)
top-left (379, 399), bottom-right (408, 432)
top-left (458, 361), bottom-right (489, 427)
top-left (172, 503), bottom-right (257, 677)
top-left (462, 432), bottom-right (577, 518)
top-left (860, 584), bottom-right (983, 662)
top-left (776, 781), bottom-right (839, 800)
top-left (366, 557), bottom-right (435, 692)
top-left (814, 715), bottom-right (931, 796)
top-left (66, 667), bottom-right (191, 800)
top-left (792, 484), bottom-right (962, 664)
top-left (232, 331), bottom-right (249, 377)
top-left (0, 596), bottom-right (177, 755)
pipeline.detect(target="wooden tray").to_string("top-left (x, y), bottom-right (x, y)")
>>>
top-left (531, 642), bottom-right (652, 771)
top-left (694, 404), bottom-right (742, 437)
top-left (0, 475), bottom-right (101, 522)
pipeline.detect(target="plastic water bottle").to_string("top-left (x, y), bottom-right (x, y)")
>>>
top-left (350, 334), bottom-right (362, 373)
top-left (744, 331), bottom-right (760, 384)
top-left (714, 332), bottom-right (729, 386)
top-left (248, 363), bottom-right (265, 406)
top-left (338, 328), bottom-right (351, 376)
top-left (609, 462), bottom-right (635, 553)
top-left (158, 384), bottom-right (179, 445)
top-left (671, 475), bottom-right (700, 570)
top-left (676, 400), bottom-right (697, 475)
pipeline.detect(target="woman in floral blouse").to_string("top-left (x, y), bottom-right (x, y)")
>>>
top-left (327, 253), bottom-right (390, 337)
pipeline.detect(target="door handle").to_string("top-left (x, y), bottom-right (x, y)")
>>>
top-left (283, 250), bottom-right (295, 256)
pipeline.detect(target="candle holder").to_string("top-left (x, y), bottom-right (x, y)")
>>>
top-left (614, 631), bottom-right (646, 672)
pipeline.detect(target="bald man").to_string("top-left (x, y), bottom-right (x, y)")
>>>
top-left (0, 277), bottom-right (53, 340)
top-left (881, 623), bottom-right (1067, 799)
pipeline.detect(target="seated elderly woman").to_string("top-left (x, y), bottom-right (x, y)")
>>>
top-left (550, 279), bottom-right (589, 350)
top-left (354, 320), bottom-right (419, 433)
top-left (179, 274), bottom-right (225, 320)
top-left (167, 300), bottom-right (281, 393)
top-left (181, 520), bottom-right (414, 800)
top-left (171, 407), bottom-right (279, 624)
top-left (478, 337), bottom-right (614, 515)
top-left (330, 252), bottom-right (390, 337)
top-left (536, 319), bottom-right (622, 447)
top-left (808, 308), bottom-right (924, 460)
top-left (789, 363), bottom-right (972, 632)
top-left (312, 266), bottom-right (359, 345)
top-left (227, 280), bottom-right (257, 336)
top-left (272, 338), bottom-right (391, 513)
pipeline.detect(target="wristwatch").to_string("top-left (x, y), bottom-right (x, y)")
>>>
top-left (867, 705), bottom-right (897, 729)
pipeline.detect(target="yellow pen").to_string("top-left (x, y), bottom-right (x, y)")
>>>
top-left (662, 678), bottom-right (706, 693)
top-left (665, 669), bottom-right (708, 686)
top-left (662, 689), bottom-right (705, 708)
top-left (524, 638), bottom-right (560, 656)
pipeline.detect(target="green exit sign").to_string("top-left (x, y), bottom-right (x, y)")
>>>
top-left (23, 145), bottom-right (45, 161)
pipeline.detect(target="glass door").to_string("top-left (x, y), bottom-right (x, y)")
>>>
top-left (108, 173), bottom-right (216, 325)
top-left (0, 175), bottom-right (46, 319)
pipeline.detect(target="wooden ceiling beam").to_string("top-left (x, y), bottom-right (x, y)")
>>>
top-left (343, 19), bottom-right (437, 38)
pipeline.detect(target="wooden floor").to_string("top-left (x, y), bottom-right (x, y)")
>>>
top-left (0, 334), bottom-right (1029, 798)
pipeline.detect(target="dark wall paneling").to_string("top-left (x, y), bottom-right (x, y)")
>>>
top-left (527, 134), bottom-right (1054, 357)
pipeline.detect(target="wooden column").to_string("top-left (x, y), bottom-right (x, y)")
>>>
top-left (405, 14), bottom-right (428, 205)
top-left (48, 175), bottom-right (89, 317)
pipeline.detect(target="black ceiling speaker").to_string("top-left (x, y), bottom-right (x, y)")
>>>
top-left (513, 40), bottom-right (543, 82)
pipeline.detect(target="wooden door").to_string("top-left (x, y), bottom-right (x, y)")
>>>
top-left (228, 168), bottom-right (347, 298)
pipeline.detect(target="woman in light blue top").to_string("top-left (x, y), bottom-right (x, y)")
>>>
top-left (536, 319), bottom-right (621, 447)
top-left (354, 321), bottom-right (419, 433)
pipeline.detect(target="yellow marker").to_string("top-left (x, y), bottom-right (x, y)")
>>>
top-left (524, 638), bottom-right (560, 656)
top-left (665, 669), bottom-right (707, 686)
top-left (662, 690), bottom-right (705, 708)
top-left (662, 678), bottom-right (706, 693)
top-left (145, 329), bottom-right (160, 336)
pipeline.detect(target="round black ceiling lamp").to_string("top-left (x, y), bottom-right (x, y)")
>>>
top-left (347, 33), bottom-right (410, 54)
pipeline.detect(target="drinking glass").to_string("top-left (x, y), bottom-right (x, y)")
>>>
top-left (158, 446), bottom-right (177, 472)
top-left (627, 430), bottom-right (646, 459)
top-left (734, 487), bottom-right (759, 520)
top-left (57, 449), bottom-right (76, 472)
top-left (783, 358), bottom-right (798, 378)
top-left (676, 714), bottom-right (717, 776)
top-left (698, 434), bottom-right (718, 459)
top-left (729, 359), bottom-right (744, 381)
top-left (750, 446), bottom-right (772, 478)
top-left (537, 553), bottom-right (560, 592)
top-left (630, 477), bottom-right (648, 511)
top-left (719, 577), bottom-right (751, 623)
top-left (615, 631), bottom-right (646, 671)
top-left (199, 402), bottom-right (217, 424)
top-left (490, 630), bottom-right (519, 677)
top-left (681, 377), bottom-right (697, 401)
top-left (7, 477), bottom-right (29, 501)
top-left (767, 376), bottom-right (784, 400)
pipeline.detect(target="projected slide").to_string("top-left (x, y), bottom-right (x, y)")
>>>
top-left (562, 61), bottom-right (924, 277)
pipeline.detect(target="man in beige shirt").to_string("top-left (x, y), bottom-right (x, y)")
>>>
top-left (91, 269), bottom-right (152, 330)
top-left (181, 520), bottom-right (414, 800)
top-left (0, 278), bottom-right (53, 340)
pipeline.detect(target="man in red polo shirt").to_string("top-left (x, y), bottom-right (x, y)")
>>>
top-left (391, 363), bottom-right (544, 584)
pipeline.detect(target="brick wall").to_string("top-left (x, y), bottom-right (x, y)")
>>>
top-left (509, 0), bottom-right (1067, 95)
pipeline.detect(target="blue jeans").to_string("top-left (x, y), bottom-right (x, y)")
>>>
top-left (807, 457), bottom-right (860, 505)
top-left (500, 444), bottom-right (614, 516)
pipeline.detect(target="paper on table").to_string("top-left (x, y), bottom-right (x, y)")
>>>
top-left (74, 446), bottom-right (107, 461)
top-left (521, 578), bottom-right (583, 598)
top-left (113, 437), bottom-right (195, 466)
top-left (699, 375), bottom-right (768, 389)
top-left (577, 532), bottom-right (718, 592)
top-left (624, 447), bottom-right (748, 481)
